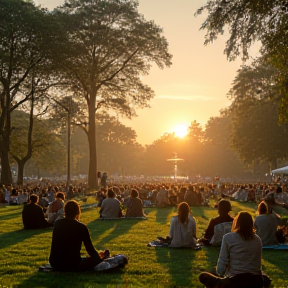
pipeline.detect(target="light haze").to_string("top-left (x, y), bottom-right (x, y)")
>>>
top-left (36, 0), bottom-right (243, 145)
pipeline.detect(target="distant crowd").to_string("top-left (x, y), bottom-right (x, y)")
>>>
top-left (2, 179), bottom-right (287, 287)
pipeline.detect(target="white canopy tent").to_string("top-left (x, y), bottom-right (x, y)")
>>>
top-left (271, 166), bottom-right (288, 175)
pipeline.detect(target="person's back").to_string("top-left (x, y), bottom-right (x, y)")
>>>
top-left (254, 201), bottom-right (278, 246)
top-left (254, 214), bottom-right (278, 246)
top-left (199, 211), bottom-right (263, 288)
top-left (125, 189), bottom-right (145, 218)
top-left (100, 189), bottom-right (121, 218)
top-left (218, 231), bottom-right (262, 276)
top-left (169, 215), bottom-right (197, 248)
top-left (156, 188), bottom-right (168, 207)
top-left (48, 192), bottom-right (65, 224)
top-left (22, 194), bottom-right (52, 229)
top-left (49, 200), bottom-right (103, 272)
top-left (49, 217), bottom-right (93, 271)
top-left (201, 199), bottom-right (233, 245)
top-left (169, 202), bottom-right (197, 248)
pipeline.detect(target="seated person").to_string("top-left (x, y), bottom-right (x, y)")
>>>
top-left (96, 188), bottom-right (106, 207)
top-left (125, 188), bottom-right (146, 218)
top-left (254, 201), bottom-right (279, 246)
top-left (49, 200), bottom-right (106, 272)
top-left (200, 199), bottom-right (233, 245)
top-left (48, 192), bottom-right (65, 224)
top-left (22, 194), bottom-right (53, 229)
top-left (100, 188), bottom-right (122, 218)
top-left (156, 186), bottom-right (169, 207)
top-left (199, 212), bottom-right (263, 288)
top-left (168, 202), bottom-right (197, 248)
top-left (184, 185), bottom-right (200, 206)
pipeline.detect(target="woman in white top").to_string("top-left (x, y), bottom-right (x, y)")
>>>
top-left (169, 202), bottom-right (197, 248)
top-left (199, 211), bottom-right (263, 288)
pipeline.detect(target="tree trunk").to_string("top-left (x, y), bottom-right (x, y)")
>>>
top-left (87, 96), bottom-right (98, 190)
top-left (0, 123), bottom-right (12, 185)
top-left (17, 160), bottom-right (25, 186)
top-left (0, 142), bottom-right (12, 185)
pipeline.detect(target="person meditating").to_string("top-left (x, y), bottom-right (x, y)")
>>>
top-left (49, 200), bottom-right (107, 272)
top-left (254, 201), bottom-right (279, 246)
top-left (200, 199), bottom-right (233, 245)
top-left (48, 192), bottom-right (65, 224)
top-left (125, 188), bottom-right (146, 218)
top-left (168, 201), bottom-right (197, 248)
top-left (100, 188), bottom-right (122, 218)
top-left (199, 211), bottom-right (263, 288)
top-left (22, 194), bottom-right (52, 229)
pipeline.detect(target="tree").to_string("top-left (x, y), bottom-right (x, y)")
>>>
top-left (54, 0), bottom-right (172, 189)
top-left (195, 0), bottom-right (288, 61)
top-left (10, 111), bottom-right (67, 182)
top-left (0, 0), bottom-right (58, 185)
top-left (203, 113), bottom-right (248, 179)
top-left (196, 0), bottom-right (288, 123)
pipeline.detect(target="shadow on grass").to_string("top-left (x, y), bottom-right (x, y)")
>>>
top-left (0, 228), bottom-right (51, 250)
top-left (0, 211), bottom-right (23, 220)
top-left (262, 250), bottom-right (287, 275)
top-left (155, 207), bottom-right (175, 225)
top-left (155, 247), bottom-right (197, 286)
top-left (191, 206), bottom-right (211, 218)
top-left (88, 218), bottom-right (141, 249)
top-left (14, 267), bottom-right (128, 288)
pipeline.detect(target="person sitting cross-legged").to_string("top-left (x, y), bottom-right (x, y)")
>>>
top-left (168, 202), bottom-right (197, 248)
top-left (48, 192), bottom-right (65, 224)
top-left (125, 188), bottom-right (146, 218)
top-left (254, 201), bottom-right (279, 246)
top-left (199, 199), bottom-right (233, 246)
top-left (100, 188), bottom-right (122, 219)
top-left (199, 211), bottom-right (263, 288)
top-left (22, 194), bottom-right (53, 229)
top-left (49, 200), bottom-right (106, 272)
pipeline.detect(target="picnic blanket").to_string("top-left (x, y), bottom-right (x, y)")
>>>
top-left (147, 240), bottom-right (201, 250)
top-left (262, 244), bottom-right (288, 250)
top-left (39, 254), bottom-right (128, 272)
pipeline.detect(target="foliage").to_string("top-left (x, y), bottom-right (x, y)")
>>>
top-left (203, 113), bottom-right (248, 178)
top-left (195, 0), bottom-right (288, 61)
top-left (1, 201), bottom-right (288, 287)
top-left (227, 62), bottom-right (288, 171)
top-left (0, 0), bottom-right (63, 185)
top-left (53, 0), bottom-right (172, 189)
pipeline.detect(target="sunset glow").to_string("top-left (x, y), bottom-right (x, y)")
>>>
top-left (172, 124), bottom-right (189, 138)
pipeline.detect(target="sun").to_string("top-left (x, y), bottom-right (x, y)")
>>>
top-left (172, 124), bottom-right (189, 138)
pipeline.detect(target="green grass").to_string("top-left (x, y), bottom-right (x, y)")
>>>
top-left (1, 199), bottom-right (288, 288)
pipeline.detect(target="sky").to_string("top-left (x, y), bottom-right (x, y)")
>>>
top-left (36, 0), bottom-right (246, 145)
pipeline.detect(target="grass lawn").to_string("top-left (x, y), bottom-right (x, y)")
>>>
top-left (1, 198), bottom-right (288, 288)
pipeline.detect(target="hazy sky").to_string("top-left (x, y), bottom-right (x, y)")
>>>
top-left (36, 0), bottom-right (245, 145)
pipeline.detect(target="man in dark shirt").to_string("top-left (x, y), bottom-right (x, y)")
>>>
top-left (49, 200), bottom-right (103, 272)
top-left (22, 194), bottom-right (52, 229)
top-left (200, 199), bottom-right (233, 245)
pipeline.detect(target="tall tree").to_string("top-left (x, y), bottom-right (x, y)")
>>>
top-left (195, 0), bottom-right (288, 61)
top-left (0, 0), bottom-right (57, 185)
top-left (54, 0), bottom-right (172, 189)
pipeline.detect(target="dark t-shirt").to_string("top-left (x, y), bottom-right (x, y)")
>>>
top-left (49, 218), bottom-right (97, 271)
top-left (204, 214), bottom-right (234, 240)
top-left (22, 203), bottom-right (49, 229)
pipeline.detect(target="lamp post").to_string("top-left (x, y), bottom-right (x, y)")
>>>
top-left (167, 152), bottom-right (184, 181)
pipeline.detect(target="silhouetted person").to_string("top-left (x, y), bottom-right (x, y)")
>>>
top-left (49, 200), bottom-right (105, 272)
top-left (22, 194), bottom-right (52, 229)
